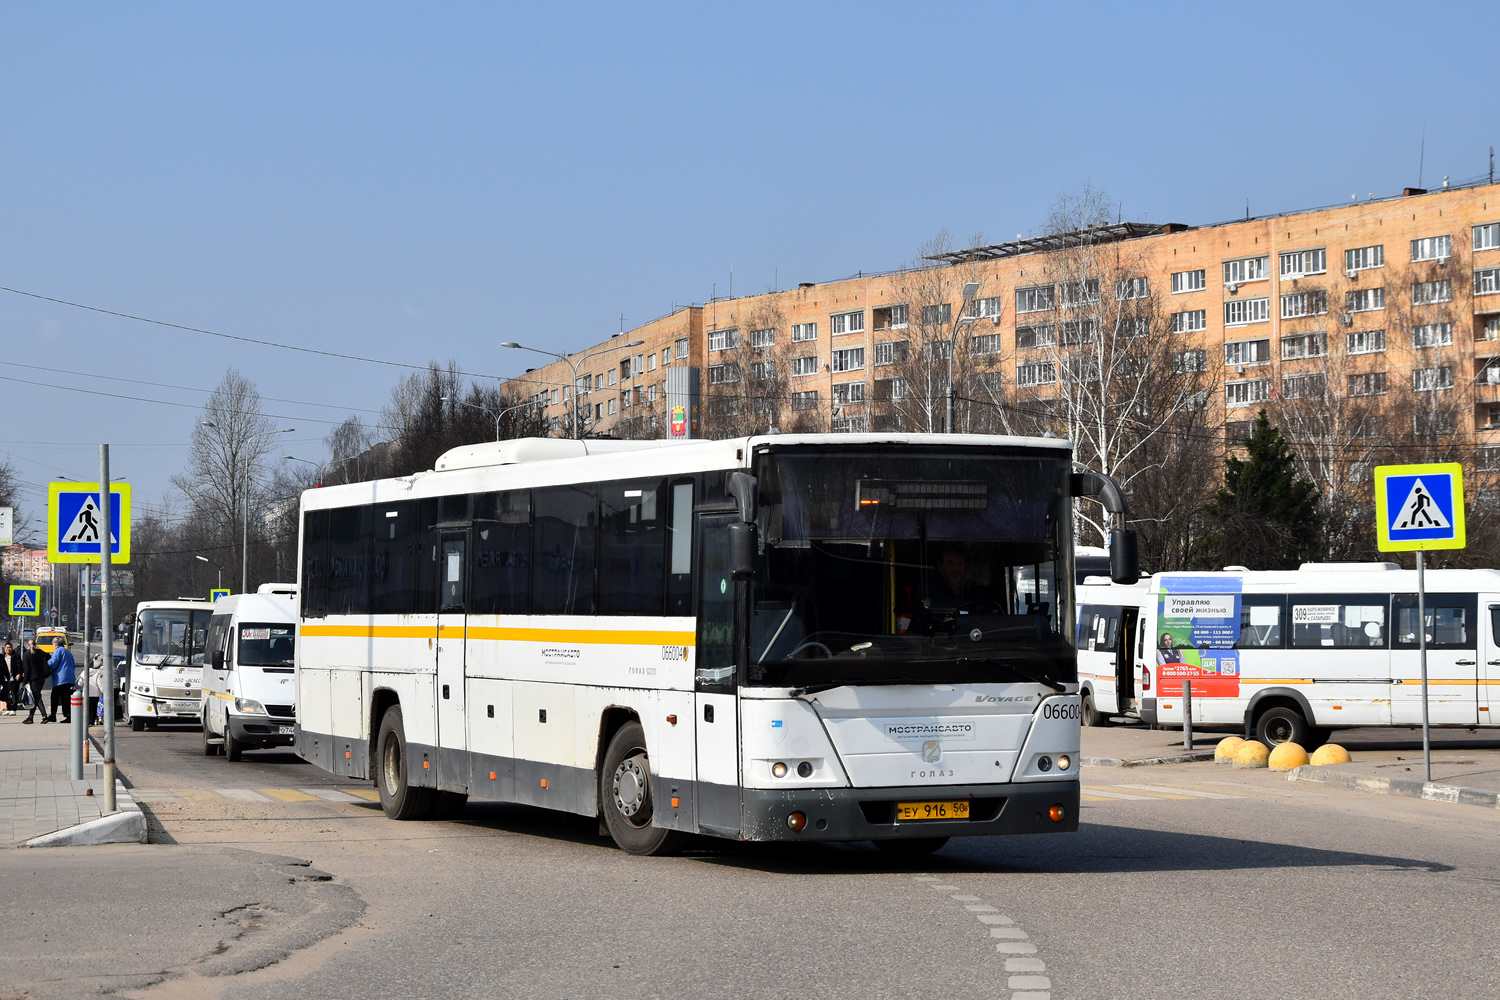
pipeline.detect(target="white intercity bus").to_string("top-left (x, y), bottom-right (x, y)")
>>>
top-left (1092, 564), bottom-right (1500, 746)
top-left (292, 433), bottom-right (1136, 855)
top-left (124, 599), bottom-right (212, 730)
top-left (201, 585), bottom-right (299, 760)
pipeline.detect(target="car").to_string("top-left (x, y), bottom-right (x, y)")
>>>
top-left (21, 628), bottom-right (35, 642)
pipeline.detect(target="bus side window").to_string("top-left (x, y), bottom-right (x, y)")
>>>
top-left (470, 491), bottom-right (531, 614)
top-left (1492, 606), bottom-right (1500, 647)
top-left (599, 480), bottom-right (667, 615)
top-left (666, 481), bottom-right (694, 616)
top-left (371, 500), bottom-right (420, 615)
top-left (533, 485), bottom-right (597, 616)
top-left (301, 508), bottom-right (331, 619)
top-left (1237, 598), bottom-right (1285, 648)
top-left (1394, 594), bottom-right (1477, 649)
top-left (327, 505), bottom-right (371, 616)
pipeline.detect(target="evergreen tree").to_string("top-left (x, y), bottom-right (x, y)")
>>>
top-left (1195, 410), bottom-right (1321, 569)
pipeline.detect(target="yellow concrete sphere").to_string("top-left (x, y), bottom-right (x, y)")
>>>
top-left (1214, 737), bottom-right (1245, 763)
top-left (1232, 740), bottom-right (1270, 769)
top-left (1267, 742), bottom-right (1310, 771)
top-left (1309, 744), bottom-right (1352, 766)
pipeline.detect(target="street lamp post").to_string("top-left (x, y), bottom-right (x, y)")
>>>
top-left (194, 554), bottom-right (222, 589)
top-left (284, 455), bottom-right (327, 487)
top-left (502, 339), bottom-right (646, 439)
top-left (944, 281), bottom-right (983, 434)
top-left (201, 422), bottom-right (294, 593)
top-left (438, 396), bottom-right (539, 442)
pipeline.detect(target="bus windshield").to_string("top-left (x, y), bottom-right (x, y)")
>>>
top-left (749, 447), bottom-right (1074, 689)
top-left (136, 609), bottom-right (212, 665)
top-left (238, 623), bottom-right (296, 667)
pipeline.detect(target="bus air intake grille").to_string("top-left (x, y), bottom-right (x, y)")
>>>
top-left (265, 705), bottom-right (295, 719)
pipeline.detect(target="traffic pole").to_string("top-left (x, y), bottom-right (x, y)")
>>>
top-left (100, 445), bottom-right (116, 814)
top-left (1417, 550), bottom-right (1431, 784)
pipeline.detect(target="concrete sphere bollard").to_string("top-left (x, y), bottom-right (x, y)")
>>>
top-left (1232, 740), bottom-right (1270, 769)
top-left (1214, 736), bottom-right (1245, 764)
top-left (1309, 744), bottom-right (1352, 766)
top-left (1267, 742), bottom-right (1310, 771)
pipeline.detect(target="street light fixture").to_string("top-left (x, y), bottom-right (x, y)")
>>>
top-left (201, 421), bottom-right (295, 592)
top-left (503, 339), bottom-right (646, 439)
top-left (944, 281), bottom-right (983, 434)
top-left (194, 554), bottom-right (222, 589)
top-left (284, 455), bottom-right (326, 487)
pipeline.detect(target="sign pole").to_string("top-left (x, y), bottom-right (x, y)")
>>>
top-left (100, 445), bottom-right (116, 814)
top-left (1417, 550), bottom-right (1431, 783)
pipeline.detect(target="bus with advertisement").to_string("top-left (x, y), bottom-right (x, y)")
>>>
top-left (1090, 563), bottom-right (1500, 747)
top-left (291, 433), bottom-right (1137, 855)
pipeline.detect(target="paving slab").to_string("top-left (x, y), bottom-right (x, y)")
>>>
top-left (0, 713), bottom-right (146, 847)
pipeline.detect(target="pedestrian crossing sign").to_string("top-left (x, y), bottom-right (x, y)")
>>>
top-left (1374, 463), bottom-right (1465, 552)
top-left (8, 585), bottom-right (41, 616)
top-left (47, 482), bottom-right (131, 564)
top-left (210, 588), bottom-right (230, 603)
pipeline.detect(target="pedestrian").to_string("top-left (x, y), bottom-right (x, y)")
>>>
top-left (22, 638), bottom-right (51, 724)
top-left (86, 654), bottom-right (103, 727)
top-left (0, 641), bottom-right (20, 715)
top-left (46, 638), bottom-right (76, 724)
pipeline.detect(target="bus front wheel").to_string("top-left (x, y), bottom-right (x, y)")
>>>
top-left (1082, 692), bottom-right (1109, 728)
top-left (1255, 705), bottom-right (1310, 747)
top-left (376, 705), bottom-right (434, 821)
top-left (129, 716), bottom-right (145, 732)
top-left (600, 721), bottom-right (685, 856)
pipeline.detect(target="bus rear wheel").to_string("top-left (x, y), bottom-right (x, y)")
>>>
top-left (377, 705), bottom-right (434, 821)
top-left (1255, 705), bottom-right (1310, 748)
top-left (600, 721), bottom-right (685, 856)
top-left (1082, 692), bottom-right (1109, 728)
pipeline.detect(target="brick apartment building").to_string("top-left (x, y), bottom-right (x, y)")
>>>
top-left (504, 181), bottom-right (1500, 473)
top-left (1, 544), bottom-right (50, 585)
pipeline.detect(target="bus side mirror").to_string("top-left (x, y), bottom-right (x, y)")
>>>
top-left (726, 471), bottom-right (758, 525)
top-left (1110, 530), bottom-right (1140, 585)
top-left (729, 522), bottom-right (756, 581)
top-left (212, 649), bottom-right (225, 671)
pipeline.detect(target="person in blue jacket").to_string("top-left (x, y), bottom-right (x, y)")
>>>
top-left (46, 639), bottom-right (76, 724)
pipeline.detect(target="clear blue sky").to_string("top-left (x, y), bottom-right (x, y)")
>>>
top-left (2, 2), bottom-right (1494, 533)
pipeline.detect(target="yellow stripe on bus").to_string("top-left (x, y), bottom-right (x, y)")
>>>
top-left (300, 624), bottom-right (694, 647)
top-left (1239, 678), bottom-right (1314, 685)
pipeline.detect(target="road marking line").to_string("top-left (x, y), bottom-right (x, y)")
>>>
top-left (342, 787), bottom-right (382, 802)
top-left (1116, 783), bottom-right (1238, 799)
top-left (990, 927), bottom-right (1029, 939)
top-left (1009, 976), bottom-right (1051, 990)
top-left (965, 904), bottom-right (998, 912)
top-left (929, 884), bottom-right (961, 891)
top-left (1006, 958), bottom-right (1046, 973)
top-left (217, 789), bottom-right (271, 802)
top-left (912, 876), bottom-right (941, 881)
top-left (299, 787), bottom-right (363, 802)
top-left (1079, 788), bottom-right (1152, 800)
top-left (950, 894), bottom-right (981, 901)
top-left (259, 788), bottom-right (318, 802)
top-left (171, 788), bottom-right (221, 803)
top-left (129, 788), bottom-right (182, 802)
top-left (976, 914), bottom-right (1015, 925)
top-left (995, 942), bottom-right (1038, 954)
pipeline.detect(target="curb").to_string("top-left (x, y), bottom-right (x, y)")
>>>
top-left (1286, 765), bottom-right (1500, 809)
top-left (1082, 750), bottom-right (1217, 768)
top-left (26, 787), bottom-right (147, 847)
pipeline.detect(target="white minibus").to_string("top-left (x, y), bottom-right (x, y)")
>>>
top-left (124, 599), bottom-right (212, 730)
top-left (201, 585), bottom-right (298, 760)
top-left (1075, 576), bottom-right (1151, 727)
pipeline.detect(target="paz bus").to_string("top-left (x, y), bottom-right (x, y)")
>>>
top-left (1082, 563), bottom-right (1500, 747)
top-left (292, 433), bottom-right (1136, 855)
top-left (124, 599), bottom-right (211, 730)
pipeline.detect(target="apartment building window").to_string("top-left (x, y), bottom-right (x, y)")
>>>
top-left (1411, 280), bottom-right (1452, 305)
top-left (791, 322), bottom-right (818, 342)
top-left (1345, 245), bottom-right (1385, 272)
top-left (1225, 420), bottom-right (1254, 442)
top-left (1474, 267), bottom-right (1500, 296)
top-left (969, 296), bottom-right (1004, 320)
top-left (1224, 297), bottom-right (1270, 326)
top-left (595, 373), bottom-right (605, 390)
top-left (1223, 255), bottom-right (1269, 285)
top-left (1171, 269), bottom-right (1206, 293)
top-left (1172, 349), bottom-right (1207, 373)
top-left (921, 303), bottom-right (952, 326)
top-left (831, 347), bottom-right (864, 372)
top-left (1279, 248), bottom-right (1327, 277)
top-left (1016, 361), bottom-right (1056, 387)
top-left (1346, 329), bottom-right (1386, 354)
top-left (750, 327), bottom-right (775, 348)
top-left (1345, 288), bottom-right (1385, 313)
top-left (1413, 412), bottom-right (1457, 436)
top-left (975, 371), bottom-right (1005, 392)
top-left (1481, 360), bottom-right (1500, 386)
top-left (595, 403), bottom-right (603, 420)
top-left (1281, 331), bottom-right (1327, 360)
top-left (832, 415), bottom-right (869, 433)
top-left (874, 377), bottom-right (908, 401)
top-left (1281, 373), bottom-right (1326, 399)
top-left (550, 389), bottom-right (559, 405)
top-left (1410, 322), bottom-right (1454, 348)
top-left (1059, 279), bottom-right (1101, 307)
top-left (648, 384), bottom-right (658, 403)
top-left (791, 356), bottom-right (819, 377)
top-left (1225, 378), bottom-right (1271, 407)
top-left (632, 354), bottom-right (645, 377)
top-left (873, 341), bottom-right (908, 366)
top-left (873, 304), bottom-right (908, 330)
top-left (925, 341), bottom-right (952, 362)
top-left (708, 328), bottom-right (738, 352)
top-left (1116, 277), bottom-right (1149, 300)
top-left (832, 381), bottom-right (866, 403)
top-left (1063, 356), bottom-right (1100, 383)
top-left (750, 360), bottom-right (776, 381)
top-left (971, 332), bottom-right (1003, 355)
top-left (608, 369), bottom-right (618, 386)
top-left (1171, 309), bottom-right (1207, 334)
top-left (1413, 366), bottom-right (1454, 391)
top-left (1060, 319), bottom-right (1097, 345)
top-left (1411, 235), bottom-right (1453, 262)
top-left (1488, 406), bottom-right (1500, 431)
top-left (1480, 446), bottom-right (1500, 471)
top-left (607, 398), bottom-right (618, 415)
top-left (550, 417), bottom-right (559, 432)
top-left (675, 336), bottom-right (689, 358)
top-left (1016, 324), bottom-right (1056, 349)
top-left (1178, 388), bottom-right (1209, 411)
top-left (1486, 315), bottom-right (1500, 341)
top-left (1475, 223), bottom-right (1500, 252)
top-left (647, 354), bottom-right (658, 372)
top-left (661, 347), bottom-right (672, 365)
top-left (1224, 338), bottom-right (1272, 366)
top-left (1016, 284), bottom-right (1055, 314)
top-left (1121, 317), bottom-right (1150, 339)
top-left (1347, 372), bottom-right (1387, 397)
top-left (791, 390), bottom-right (819, 411)
top-left (1280, 290), bottom-right (1328, 318)
top-left (831, 310), bottom-right (864, 335)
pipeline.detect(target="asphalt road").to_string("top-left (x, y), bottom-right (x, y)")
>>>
top-left (4, 725), bottom-right (1498, 1000)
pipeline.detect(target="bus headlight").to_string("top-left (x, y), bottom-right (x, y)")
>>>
top-left (1057, 754), bottom-right (1072, 771)
top-left (772, 762), bottom-right (788, 778)
top-left (235, 697), bottom-right (267, 715)
top-left (1037, 755), bottom-right (1053, 772)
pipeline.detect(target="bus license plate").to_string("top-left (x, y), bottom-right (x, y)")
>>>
top-left (278, 725), bottom-right (294, 735)
top-left (170, 701), bottom-right (197, 712)
top-left (896, 800), bottom-right (970, 821)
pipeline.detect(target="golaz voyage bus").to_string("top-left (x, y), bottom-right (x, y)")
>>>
top-left (292, 433), bottom-right (1137, 854)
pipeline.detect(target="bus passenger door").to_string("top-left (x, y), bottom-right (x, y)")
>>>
top-left (435, 531), bottom-right (469, 789)
top-left (694, 512), bottom-right (741, 838)
top-left (1484, 603), bottom-right (1500, 726)
top-left (1116, 606), bottom-right (1138, 714)
top-left (1391, 593), bottom-right (1478, 726)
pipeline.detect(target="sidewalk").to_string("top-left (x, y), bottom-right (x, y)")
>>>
top-left (1284, 743), bottom-right (1500, 808)
top-left (0, 712), bottom-right (146, 847)
top-left (1081, 722), bottom-right (1224, 766)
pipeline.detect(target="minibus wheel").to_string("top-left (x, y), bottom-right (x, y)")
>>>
top-left (224, 725), bottom-right (243, 762)
top-left (600, 721), bottom-right (686, 856)
top-left (202, 712), bottom-right (219, 756)
top-left (376, 705), bottom-right (434, 821)
top-left (130, 716), bottom-right (145, 732)
top-left (1082, 692), bottom-right (1108, 728)
top-left (1254, 705), bottom-right (1309, 747)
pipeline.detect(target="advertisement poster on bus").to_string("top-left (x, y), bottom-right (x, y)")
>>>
top-left (1155, 575), bottom-right (1242, 697)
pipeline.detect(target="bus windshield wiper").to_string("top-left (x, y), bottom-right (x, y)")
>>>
top-left (791, 677), bottom-right (930, 696)
top-left (958, 657), bottom-right (1067, 693)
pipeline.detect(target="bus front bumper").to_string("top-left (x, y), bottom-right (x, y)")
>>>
top-left (738, 780), bottom-right (1079, 842)
top-left (228, 715), bottom-right (297, 747)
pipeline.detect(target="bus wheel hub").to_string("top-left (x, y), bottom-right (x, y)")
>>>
top-left (613, 755), bottom-right (648, 817)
